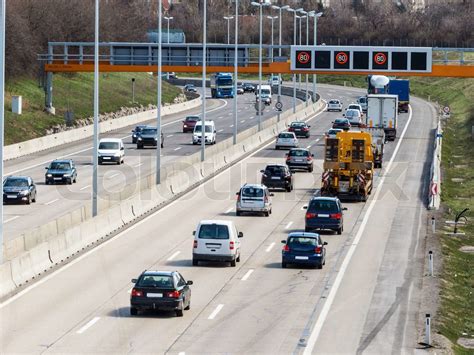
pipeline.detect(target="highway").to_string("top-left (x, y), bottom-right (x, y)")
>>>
top-left (0, 84), bottom-right (436, 354)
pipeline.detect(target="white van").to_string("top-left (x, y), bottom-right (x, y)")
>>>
top-left (255, 84), bottom-right (272, 105)
top-left (268, 75), bottom-right (281, 87)
top-left (192, 220), bottom-right (243, 267)
top-left (193, 120), bottom-right (216, 145)
top-left (98, 138), bottom-right (125, 165)
top-left (236, 183), bottom-right (273, 217)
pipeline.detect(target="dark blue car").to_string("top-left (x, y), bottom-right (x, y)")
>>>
top-left (281, 232), bottom-right (327, 269)
top-left (304, 196), bottom-right (346, 235)
top-left (45, 159), bottom-right (77, 185)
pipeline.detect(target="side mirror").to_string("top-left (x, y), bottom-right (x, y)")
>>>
top-left (269, 193), bottom-right (275, 197)
top-left (308, 125), bottom-right (311, 128)
top-left (45, 167), bottom-right (48, 169)
top-left (131, 130), bottom-right (134, 133)
top-left (281, 240), bottom-right (286, 244)
top-left (186, 280), bottom-right (193, 285)
top-left (342, 207), bottom-right (348, 211)
top-left (342, 114), bottom-right (345, 117)
top-left (131, 278), bottom-right (138, 283)
top-left (303, 205), bottom-right (308, 209)
top-left (121, 147), bottom-right (125, 150)
top-left (236, 192), bottom-right (240, 195)
top-left (238, 232), bottom-right (244, 238)
top-left (214, 130), bottom-right (217, 133)
top-left (323, 241), bottom-right (328, 245)
top-left (192, 231), bottom-right (196, 236)
top-left (260, 170), bottom-right (265, 173)
top-left (311, 154), bottom-right (314, 157)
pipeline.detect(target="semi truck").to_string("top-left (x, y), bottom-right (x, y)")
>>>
top-left (321, 131), bottom-right (374, 202)
top-left (366, 94), bottom-right (398, 141)
top-left (367, 75), bottom-right (390, 94)
top-left (388, 79), bottom-right (410, 113)
top-left (210, 73), bottom-right (234, 98)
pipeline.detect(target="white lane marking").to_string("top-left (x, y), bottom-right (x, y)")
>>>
top-left (76, 317), bottom-right (100, 334)
top-left (208, 304), bottom-right (224, 320)
top-left (306, 145), bottom-right (311, 149)
top-left (166, 134), bottom-right (174, 138)
top-left (218, 116), bottom-right (224, 119)
top-left (240, 120), bottom-right (245, 123)
top-left (79, 185), bottom-right (91, 191)
top-left (217, 129), bottom-right (224, 133)
top-left (238, 110), bottom-right (242, 113)
top-left (228, 112), bottom-right (232, 116)
top-left (4, 216), bottom-right (20, 224)
top-left (229, 125), bottom-right (234, 128)
top-left (45, 198), bottom-right (59, 206)
top-left (178, 352), bottom-right (185, 355)
top-left (265, 242), bottom-right (275, 253)
top-left (225, 207), bottom-right (234, 214)
top-left (6, 98), bottom-right (228, 176)
top-left (0, 104), bottom-right (328, 309)
top-left (249, 116), bottom-right (255, 119)
top-left (107, 173), bottom-right (119, 179)
top-left (134, 163), bottom-right (143, 168)
top-left (315, 138), bottom-right (321, 143)
top-left (174, 147), bottom-right (182, 151)
top-left (167, 251), bottom-right (181, 261)
top-left (241, 269), bottom-right (254, 281)
top-left (285, 221), bottom-right (293, 230)
top-left (301, 205), bottom-right (307, 211)
top-left (303, 105), bottom-right (414, 354)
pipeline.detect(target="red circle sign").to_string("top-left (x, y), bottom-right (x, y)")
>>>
top-left (297, 51), bottom-right (311, 65)
top-left (374, 52), bottom-right (387, 65)
top-left (336, 52), bottom-right (348, 65)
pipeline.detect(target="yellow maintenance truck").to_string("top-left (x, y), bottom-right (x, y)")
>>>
top-left (321, 131), bottom-right (374, 201)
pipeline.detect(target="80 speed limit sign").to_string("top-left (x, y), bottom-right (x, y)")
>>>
top-left (295, 50), bottom-right (312, 68)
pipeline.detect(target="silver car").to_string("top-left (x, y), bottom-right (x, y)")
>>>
top-left (344, 109), bottom-right (362, 127)
top-left (275, 132), bottom-right (298, 150)
top-left (327, 99), bottom-right (343, 112)
top-left (236, 184), bottom-right (273, 217)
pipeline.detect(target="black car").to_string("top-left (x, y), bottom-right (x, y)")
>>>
top-left (286, 148), bottom-right (314, 172)
top-left (137, 127), bottom-right (164, 149)
top-left (260, 164), bottom-right (293, 192)
top-left (3, 176), bottom-right (37, 205)
top-left (45, 159), bottom-right (77, 185)
top-left (304, 196), bottom-right (347, 235)
top-left (288, 121), bottom-right (311, 138)
top-left (130, 270), bottom-right (193, 317)
top-left (242, 83), bottom-right (255, 93)
top-left (131, 125), bottom-right (148, 144)
top-left (332, 118), bottom-right (351, 131)
top-left (281, 232), bottom-right (327, 269)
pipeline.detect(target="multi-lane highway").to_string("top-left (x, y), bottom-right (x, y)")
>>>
top-left (0, 84), bottom-right (436, 354)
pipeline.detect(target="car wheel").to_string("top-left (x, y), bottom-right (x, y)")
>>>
top-left (305, 227), bottom-right (311, 233)
top-left (236, 211), bottom-right (242, 216)
top-left (286, 185), bottom-right (292, 192)
top-left (185, 300), bottom-right (191, 310)
top-left (68, 179), bottom-right (72, 185)
top-left (130, 307), bottom-right (138, 316)
top-left (137, 145), bottom-right (142, 149)
top-left (161, 143), bottom-right (164, 149)
top-left (74, 177), bottom-right (77, 183)
top-left (192, 259), bottom-right (199, 266)
top-left (264, 211), bottom-right (269, 217)
top-left (230, 259), bottom-right (236, 267)
top-left (176, 308), bottom-right (184, 317)
top-left (337, 227), bottom-right (342, 235)
top-left (308, 165), bottom-right (314, 173)
top-left (117, 160), bottom-right (121, 165)
top-left (45, 180), bottom-right (49, 185)
top-left (282, 262), bottom-right (287, 268)
top-left (236, 253), bottom-right (241, 262)
top-left (317, 263), bottom-right (323, 269)
top-left (32, 193), bottom-right (36, 203)
top-left (26, 196), bottom-right (31, 205)
top-left (275, 146), bottom-right (279, 150)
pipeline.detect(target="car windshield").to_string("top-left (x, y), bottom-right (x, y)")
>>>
top-left (198, 224), bottom-right (230, 240)
top-left (346, 110), bottom-right (360, 118)
top-left (289, 150), bottom-right (309, 157)
top-left (4, 178), bottom-right (28, 187)
top-left (265, 166), bottom-right (285, 175)
top-left (186, 116), bottom-right (199, 122)
top-left (279, 133), bottom-right (294, 139)
top-left (137, 275), bottom-right (174, 288)
top-left (194, 125), bottom-right (212, 133)
top-left (290, 122), bottom-right (305, 127)
top-left (186, 85), bottom-right (195, 88)
top-left (50, 162), bottom-right (71, 170)
top-left (308, 200), bottom-right (339, 213)
top-left (134, 126), bottom-right (146, 132)
top-left (242, 187), bottom-right (264, 198)
top-left (329, 100), bottom-right (339, 104)
top-left (141, 128), bottom-right (157, 135)
top-left (99, 142), bottom-right (119, 150)
top-left (288, 237), bottom-right (318, 247)
top-left (217, 78), bottom-right (233, 86)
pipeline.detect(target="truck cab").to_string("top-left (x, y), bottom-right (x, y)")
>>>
top-left (210, 73), bottom-right (234, 98)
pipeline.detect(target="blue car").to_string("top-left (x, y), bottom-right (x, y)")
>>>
top-left (304, 196), bottom-right (346, 235)
top-left (281, 232), bottom-right (327, 269)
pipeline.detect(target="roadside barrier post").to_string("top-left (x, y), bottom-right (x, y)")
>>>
top-left (425, 314), bottom-right (431, 346)
top-left (428, 251), bottom-right (434, 276)
top-left (431, 216), bottom-right (435, 233)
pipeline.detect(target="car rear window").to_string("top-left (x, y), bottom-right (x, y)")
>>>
top-left (346, 110), bottom-right (360, 118)
top-left (137, 275), bottom-right (174, 288)
top-left (242, 187), bottom-right (264, 198)
top-left (308, 200), bottom-right (339, 213)
top-left (290, 122), bottom-right (305, 127)
top-left (329, 100), bottom-right (339, 104)
top-left (335, 119), bottom-right (348, 124)
top-left (288, 237), bottom-right (318, 247)
top-left (279, 133), bottom-right (294, 139)
top-left (289, 150), bottom-right (309, 157)
top-left (265, 166), bottom-right (285, 175)
top-left (198, 224), bottom-right (230, 240)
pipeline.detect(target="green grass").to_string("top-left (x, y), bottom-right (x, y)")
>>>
top-left (4, 72), bottom-right (181, 144)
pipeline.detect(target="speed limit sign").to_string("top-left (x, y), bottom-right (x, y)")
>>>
top-left (373, 52), bottom-right (388, 69)
top-left (295, 50), bottom-right (312, 68)
top-left (275, 101), bottom-right (283, 111)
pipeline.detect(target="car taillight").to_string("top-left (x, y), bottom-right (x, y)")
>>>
top-left (166, 290), bottom-right (181, 298)
top-left (286, 156), bottom-right (291, 162)
top-left (283, 245), bottom-right (290, 252)
top-left (264, 196), bottom-right (269, 203)
top-left (229, 241), bottom-right (235, 250)
top-left (330, 213), bottom-right (342, 219)
top-left (288, 127), bottom-right (294, 131)
top-left (131, 288), bottom-right (143, 297)
top-left (307, 156), bottom-right (313, 161)
top-left (306, 212), bottom-right (317, 219)
top-left (315, 246), bottom-right (322, 254)
top-left (236, 193), bottom-right (241, 202)
top-left (303, 127), bottom-right (309, 131)
top-left (193, 240), bottom-right (198, 249)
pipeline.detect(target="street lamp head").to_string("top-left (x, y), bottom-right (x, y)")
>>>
top-left (315, 12), bottom-right (323, 18)
top-left (267, 15), bottom-right (278, 19)
top-left (164, 16), bottom-right (174, 20)
top-left (271, 5), bottom-right (280, 10)
top-left (251, 2), bottom-right (260, 6)
top-left (300, 10), bottom-right (308, 15)
top-left (286, 8), bottom-right (295, 12)
top-left (223, 16), bottom-right (234, 20)
top-left (281, 5), bottom-right (290, 10)
top-left (295, 8), bottom-right (304, 12)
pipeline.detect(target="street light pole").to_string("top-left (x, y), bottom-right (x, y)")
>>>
top-left (157, 1), bottom-right (163, 184)
top-left (92, 0), bottom-right (99, 217)
top-left (223, 16), bottom-right (234, 45)
top-left (232, 1), bottom-right (238, 145)
top-left (310, 12), bottom-right (323, 102)
top-left (0, 0), bottom-right (5, 263)
top-left (201, 0), bottom-right (206, 162)
top-left (266, 16), bottom-right (277, 64)
top-left (164, 16), bottom-right (174, 44)
top-left (286, 7), bottom-right (297, 113)
top-left (272, 5), bottom-right (288, 122)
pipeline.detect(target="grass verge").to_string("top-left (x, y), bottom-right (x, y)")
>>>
top-left (4, 72), bottom-right (181, 145)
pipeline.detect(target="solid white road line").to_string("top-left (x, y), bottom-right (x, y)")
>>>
top-left (178, 352), bottom-right (186, 355)
top-left (302, 105), bottom-right (414, 355)
top-left (76, 317), bottom-right (100, 334)
top-left (45, 198), bottom-right (59, 206)
top-left (167, 251), bottom-right (181, 261)
top-left (4, 216), bottom-right (20, 224)
top-left (315, 138), bottom-right (321, 143)
top-left (225, 207), bottom-right (234, 214)
top-left (241, 269), bottom-right (254, 281)
top-left (0, 102), bottom-right (328, 310)
top-left (218, 116), bottom-right (224, 119)
top-left (265, 242), bottom-right (275, 253)
top-left (285, 221), bottom-right (294, 230)
top-left (174, 147), bottom-right (182, 151)
top-left (208, 304), bottom-right (224, 320)
top-left (79, 185), bottom-right (91, 191)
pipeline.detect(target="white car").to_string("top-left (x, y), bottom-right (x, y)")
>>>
top-left (236, 184), bottom-right (273, 217)
top-left (192, 220), bottom-right (243, 267)
top-left (275, 131), bottom-right (298, 150)
top-left (268, 75), bottom-right (282, 87)
top-left (327, 99), bottom-right (343, 112)
top-left (325, 128), bottom-right (343, 138)
top-left (357, 96), bottom-right (368, 112)
top-left (346, 103), bottom-right (364, 116)
top-left (193, 120), bottom-right (216, 145)
top-left (344, 109), bottom-right (363, 127)
top-left (98, 138), bottom-right (124, 165)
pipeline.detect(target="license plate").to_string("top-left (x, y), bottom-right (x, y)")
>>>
top-left (295, 256), bottom-right (309, 260)
top-left (319, 214), bottom-right (330, 218)
top-left (271, 176), bottom-right (280, 180)
top-left (7, 195), bottom-right (16, 199)
top-left (103, 157), bottom-right (111, 160)
top-left (147, 293), bottom-right (163, 298)
top-left (295, 159), bottom-right (304, 162)
top-left (54, 177), bottom-right (62, 181)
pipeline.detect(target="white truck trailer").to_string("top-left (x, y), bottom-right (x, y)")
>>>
top-left (366, 94), bottom-right (398, 141)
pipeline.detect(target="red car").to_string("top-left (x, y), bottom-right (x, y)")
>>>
top-left (182, 116), bottom-right (200, 133)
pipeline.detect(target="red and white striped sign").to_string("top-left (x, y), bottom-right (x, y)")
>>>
top-left (430, 182), bottom-right (438, 196)
top-left (357, 173), bottom-right (366, 185)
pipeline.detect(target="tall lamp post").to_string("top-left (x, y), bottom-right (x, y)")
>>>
top-left (157, 1), bottom-right (163, 183)
top-left (266, 15), bottom-right (278, 64)
top-left (299, 9), bottom-right (309, 106)
top-left (309, 12), bottom-right (323, 102)
top-left (164, 16), bottom-right (174, 44)
top-left (296, 13), bottom-right (306, 91)
top-left (232, 1), bottom-right (238, 145)
top-left (271, 4), bottom-right (289, 121)
top-left (223, 16), bottom-right (234, 45)
top-left (92, 0), bottom-right (99, 217)
top-left (251, 1), bottom-right (270, 131)
top-left (201, 0), bottom-right (207, 161)
top-left (286, 7), bottom-right (297, 113)
top-left (0, 0), bottom-right (5, 262)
